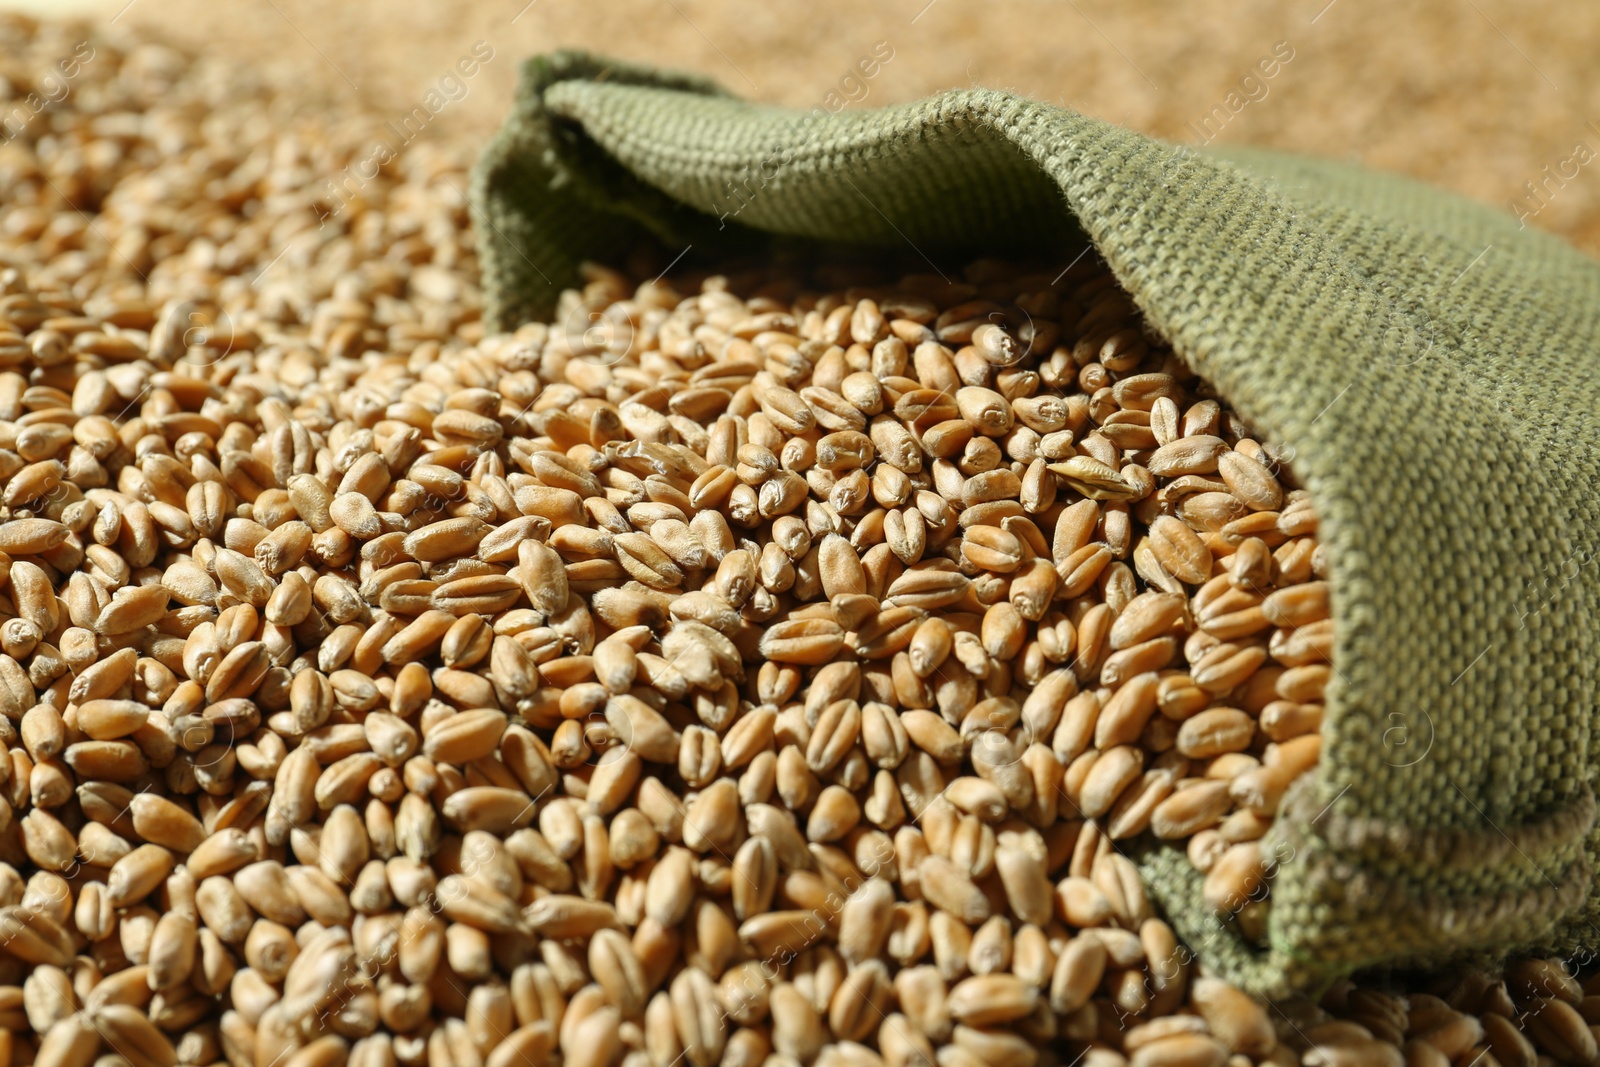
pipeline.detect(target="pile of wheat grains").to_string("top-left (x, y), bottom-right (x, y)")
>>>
top-left (0, 13), bottom-right (1595, 1067)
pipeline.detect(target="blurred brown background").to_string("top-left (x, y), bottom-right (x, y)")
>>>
top-left (31, 0), bottom-right (1600, 254)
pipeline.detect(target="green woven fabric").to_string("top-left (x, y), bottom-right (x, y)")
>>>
top-left (472, 51), bottom-right (1600, 996)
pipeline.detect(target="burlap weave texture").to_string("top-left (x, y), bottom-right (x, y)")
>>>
top-left (472, 51), bottom-right (1600, 995)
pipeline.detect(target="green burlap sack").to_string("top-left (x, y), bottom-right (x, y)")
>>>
top-left (470, 51), bottom-right (1600, 997)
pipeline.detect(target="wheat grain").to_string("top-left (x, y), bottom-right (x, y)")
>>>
top-left (0, 14), bottom-right (1591, 1067)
